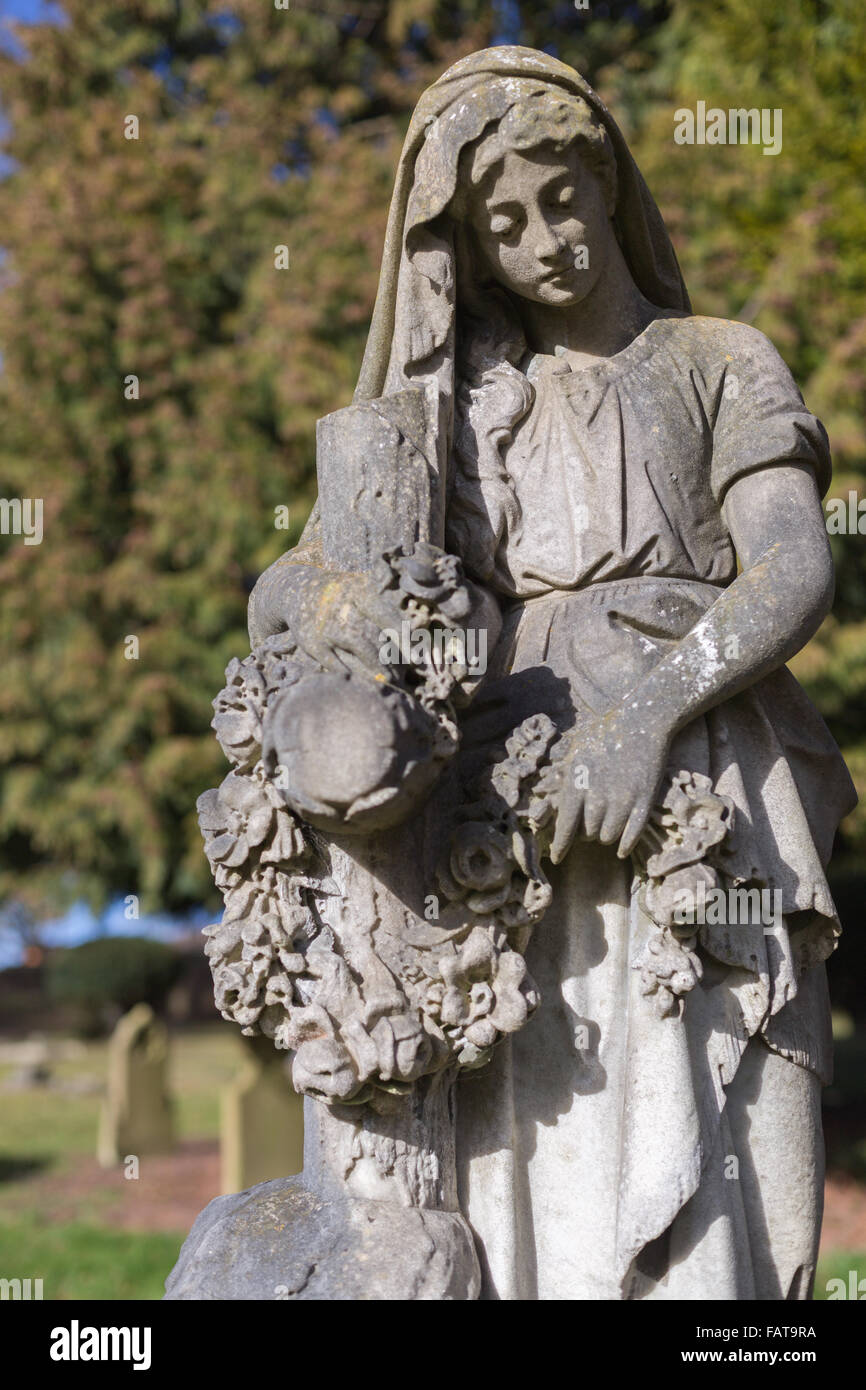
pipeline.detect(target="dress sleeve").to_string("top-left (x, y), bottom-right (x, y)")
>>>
top-left (709, 322), bottom-right (831, 504)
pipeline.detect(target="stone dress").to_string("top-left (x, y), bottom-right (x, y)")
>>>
top-left (453, 312), bottom-right (857, 1300)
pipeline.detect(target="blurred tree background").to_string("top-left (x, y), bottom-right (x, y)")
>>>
top-left (0, 0), bottom-right (863, 942)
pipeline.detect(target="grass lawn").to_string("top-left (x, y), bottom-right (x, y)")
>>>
top-left (0, 1021), bottom-right (864, 1300)
top-left (0, 1213), bottom-right (183, 1300)
top-left (0, 1022), bottom-right (239, 1164)
top-left (0, 1023), bottom-right (239, 1299)
top-left (815, 1249), bottom-right (866, 1300)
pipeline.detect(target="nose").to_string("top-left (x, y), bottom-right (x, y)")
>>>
top-left (532, 214), bottom-right (564, 263)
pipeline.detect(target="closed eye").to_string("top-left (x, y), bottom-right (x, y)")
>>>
top-left (490, 211), bottom-right (520, 237)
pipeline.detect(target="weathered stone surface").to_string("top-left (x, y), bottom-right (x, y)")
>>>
top-left (165, 1179), bottom-right (479, 1302)
top-left (169, 44), bottom-right (856, 1301)
top-left (317, 389), bottom-right (440, 570)
top-left (168, 1081), bottom-right (480, 1300)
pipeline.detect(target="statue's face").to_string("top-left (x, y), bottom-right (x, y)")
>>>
top-left (466, 143), bottom-right (614, 306)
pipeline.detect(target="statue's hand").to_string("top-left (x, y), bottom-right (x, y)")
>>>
top-left (251, 563), bottom-right (406, 679)
top-left (549, 707), bottom-right (672, 865)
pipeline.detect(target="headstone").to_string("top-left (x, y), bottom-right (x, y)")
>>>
top-left (97, 1002), bottom-right (174, 1168)
top-left (220, 1034), bottom-right (303, 1193)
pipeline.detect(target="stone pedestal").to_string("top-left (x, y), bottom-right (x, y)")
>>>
top-left (165, 1068), bottom-right (480, 1300)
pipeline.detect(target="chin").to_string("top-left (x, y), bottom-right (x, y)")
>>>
top-left (528, 280), bottom-right (587, 306)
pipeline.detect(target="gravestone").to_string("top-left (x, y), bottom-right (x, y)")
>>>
top-left (220, 1034), bottom-right (303, 1193)
top-left (97, 1002), bottom-right (174, 1168)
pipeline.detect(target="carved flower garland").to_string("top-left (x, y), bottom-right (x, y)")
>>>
top-left (436, 714), bottom-right (556, 943)
top-left (629, 771), bottom-right (734, 1016)
top-left (198, 546), bottom-right (551, 1103)
top-left (199, 538), bottom-right (742, 1098)
top-left (422, 927), bottom-right (538, 1067)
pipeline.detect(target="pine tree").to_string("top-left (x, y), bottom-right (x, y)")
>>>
top-left (0, 0), bottom-right (493, 917)
top-left (0, 0), bottom-right (861, 924)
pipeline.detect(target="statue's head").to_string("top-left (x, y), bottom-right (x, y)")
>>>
top-left (450, 88), bottom-right (618, 309)
top-left (354, 49), bottom-right (688, 406)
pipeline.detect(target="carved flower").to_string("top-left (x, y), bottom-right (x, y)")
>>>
top-left (198, 773), bottom-right (274, 871)
top-left (210, 659), bottom-right (268, 766)
top-left (292, 1038), bottom-right (360, 1101)
top-left (447, 822), bottom-right (513, 896)
top-left (343, 1013), bottom-right (433, 1086)
top-left (260, 809), bottom-right (308, 866)
top-left (272, 1004), bottom-right (363, 1101)
top-left (635, 924), bottom-right (703, 1018)
top-left (491, 713), bottom-right (557, 809)
top-left (428, 927), bottom-right (538, 1061)
top-left (198, 771), bottom-right (308, 876)
top-left (387, 542), bottom-right (472, 621)
top-left (212, 956), bottom-right (269, 1030)
top-left (643, 861), bottom-right (718, 930)
top-left (644, 772), bottom-right (733, 879)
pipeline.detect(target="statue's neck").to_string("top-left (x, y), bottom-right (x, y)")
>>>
top-left (520, 239), bottom-right (658, 372)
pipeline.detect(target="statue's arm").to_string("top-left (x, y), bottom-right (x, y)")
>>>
top-left (623, 463), bottom-right (832, 738)
top-left (549, 463), bottom-right (832, 862)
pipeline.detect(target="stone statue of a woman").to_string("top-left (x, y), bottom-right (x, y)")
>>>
top-left (167, 46), bottom-right (856, 1302)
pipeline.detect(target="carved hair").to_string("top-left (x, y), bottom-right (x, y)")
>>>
top-left (453, 90), bottom-right (617, 218)
top-left (444, 93), bottom-right (617, 581)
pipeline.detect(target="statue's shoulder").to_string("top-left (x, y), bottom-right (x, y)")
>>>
top-left (657, 312), bottom-right (792, 382)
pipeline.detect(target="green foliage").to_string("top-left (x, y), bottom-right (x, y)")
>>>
top-left (0, 1214), bottom-right (182, 1300)
top-left (46, 936), bottom-right (182, 1021)
top-left (0, 0), bottom-right (862, 919)
top-left (0, 0), bottom-right (489, 916)
top-left (613, 0), bottom-right (866, 861)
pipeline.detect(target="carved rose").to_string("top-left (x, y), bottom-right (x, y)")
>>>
top-left (198, 773), bottom-right (274, 870)
top-left (446, 823), bottom-right (513, 897)
top-left (425, 927), bottom-right (539, 1063)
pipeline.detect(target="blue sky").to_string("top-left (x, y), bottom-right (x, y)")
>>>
top-left (0, 897), bottom-right (210, 970)
top-left (0, 0), bottom-right (65, 57)
top-left (0, 0), bottom-right (63, 19)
